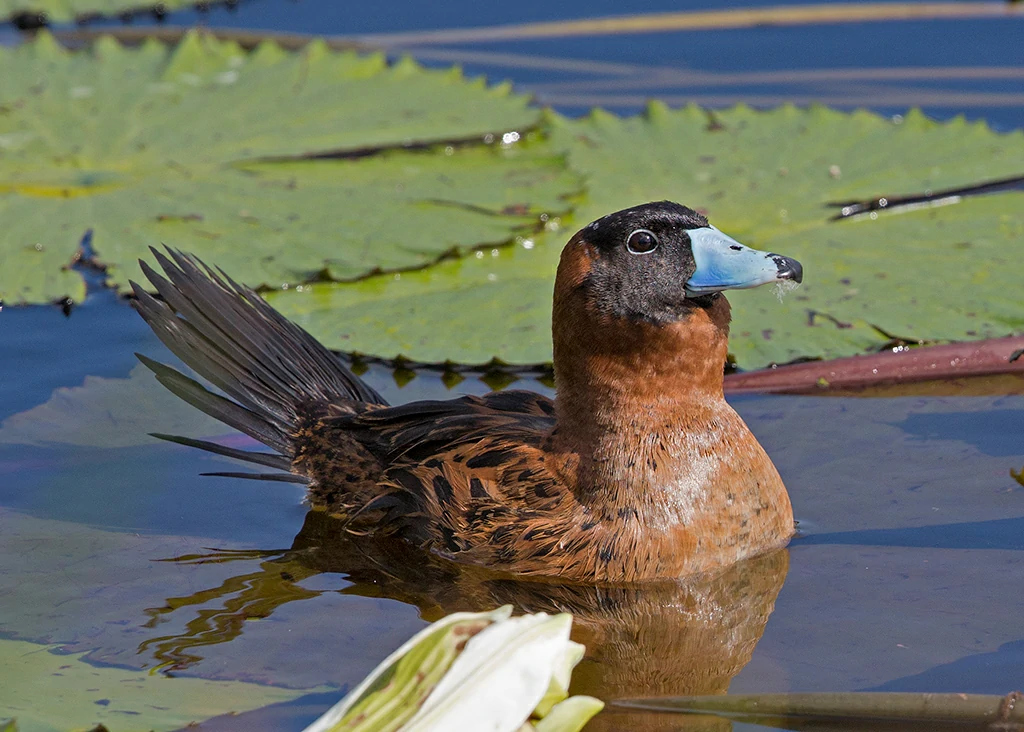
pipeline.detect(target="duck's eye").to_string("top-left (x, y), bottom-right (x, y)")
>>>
top-left (626, 229), bottom-right (659, 255)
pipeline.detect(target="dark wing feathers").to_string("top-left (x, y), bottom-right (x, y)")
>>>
top-left (474, 389), bottom-right (556, 417)
top-left (133, 285), bottom-right (293, 434)
top-left (151, 433), bottom-right (292, 472)
top-left (135, 264), bottom-right (298, 416)
top-left (132, 246), bottom-right (385, 476)
top-left (307, 390), bottom-right (574, 562)
top-left (201, 471), bottom-right (310, 483)
top-left (337, 391), bottom-right (555, 466)
top-left (136, 353), bottom-right (292, 454)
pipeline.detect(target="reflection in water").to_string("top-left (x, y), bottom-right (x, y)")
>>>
top-left (141, 510), bottom-right (789, 731)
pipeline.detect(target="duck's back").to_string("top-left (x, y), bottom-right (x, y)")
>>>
top-left (303, 389), bottom-right (556, 516)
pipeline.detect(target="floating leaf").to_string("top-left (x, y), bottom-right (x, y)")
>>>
top-left (0, 636), bottom-right (326, 732)
top-left (272, 105), bottom-right (1024, 368)
top-left (0, 32), bottom-right (564, 304)
top-left (269, 246), bottom-right (560, 364)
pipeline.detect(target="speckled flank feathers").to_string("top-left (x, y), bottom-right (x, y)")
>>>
top-left (132, 201), bottom-right (798, 583)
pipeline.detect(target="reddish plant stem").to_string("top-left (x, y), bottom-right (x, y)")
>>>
top-left (724, 335), bottom-right (1024, 395)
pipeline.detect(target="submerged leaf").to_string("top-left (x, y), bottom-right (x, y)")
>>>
top-left (0, 364), bottom-right (222, 448)
top-left (0, 636), bottom-right (325, 732)
top-left (0, 33), bottom-right (565, 304)
top-left (272, 105), bottom-right (1024, 368)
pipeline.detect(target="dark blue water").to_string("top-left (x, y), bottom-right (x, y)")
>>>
top-left (75, 0), bottom-right (1024, 130)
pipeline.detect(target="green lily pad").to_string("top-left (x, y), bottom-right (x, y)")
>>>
top-left (2, 0), bottom-right (196, 24)
top-left (269, 105), bottom-right (1024, 368)
top-left (0, 635), bottom-right (325, 732)
top-left (0, 32), bottom-right (563, 304)
top-left (269, 240), bottom-right (562, 364)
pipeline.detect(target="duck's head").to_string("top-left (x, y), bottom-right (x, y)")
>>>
top-left (551, 201), bottom-right (802, 391)
top-left (554, 200), bottom-right (801, 327)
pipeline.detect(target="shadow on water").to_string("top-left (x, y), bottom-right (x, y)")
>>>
top-left (793, 516), bottom-right (1024, 551)
top-left (866, 639), bottom-right (1024, 695)
top-left (143, 509), bottom-right (789, 732)
top-left (897, 409), bottom-right (1024, 458)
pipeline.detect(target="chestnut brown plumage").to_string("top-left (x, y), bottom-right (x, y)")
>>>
top-left (132, 201), bottom-right (801, 582)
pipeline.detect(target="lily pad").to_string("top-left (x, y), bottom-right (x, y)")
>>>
top-left (269, 242), bottom-right (561, 364)
top-left (0, 32), bottom-right (565, 304)
top-left (270, 105), bottom-right (1024, 368)
top-left (0, 636), bottom-right (325, 732)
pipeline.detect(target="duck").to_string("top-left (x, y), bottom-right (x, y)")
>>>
top-left (132, 200), bottom-right (802, 583)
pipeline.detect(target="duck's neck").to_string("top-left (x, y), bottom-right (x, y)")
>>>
top-left (549, 293), bottom-right (734, 522)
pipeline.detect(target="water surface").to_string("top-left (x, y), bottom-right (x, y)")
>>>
top-left (2, 1), bottom-right (1023, 729)
top-left (2, 285), bottom-right (1022, 731)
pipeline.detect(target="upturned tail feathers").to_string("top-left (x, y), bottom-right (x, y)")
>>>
top-left (131, 248), bottom-right (387, 478)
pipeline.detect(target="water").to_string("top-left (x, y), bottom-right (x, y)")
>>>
top-left (2, 285), bottom-right (1022, 730)
top-left (2, 1), bottom-right (1024, 730)
top-left (77, 0), bottom-right (1024, 130)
